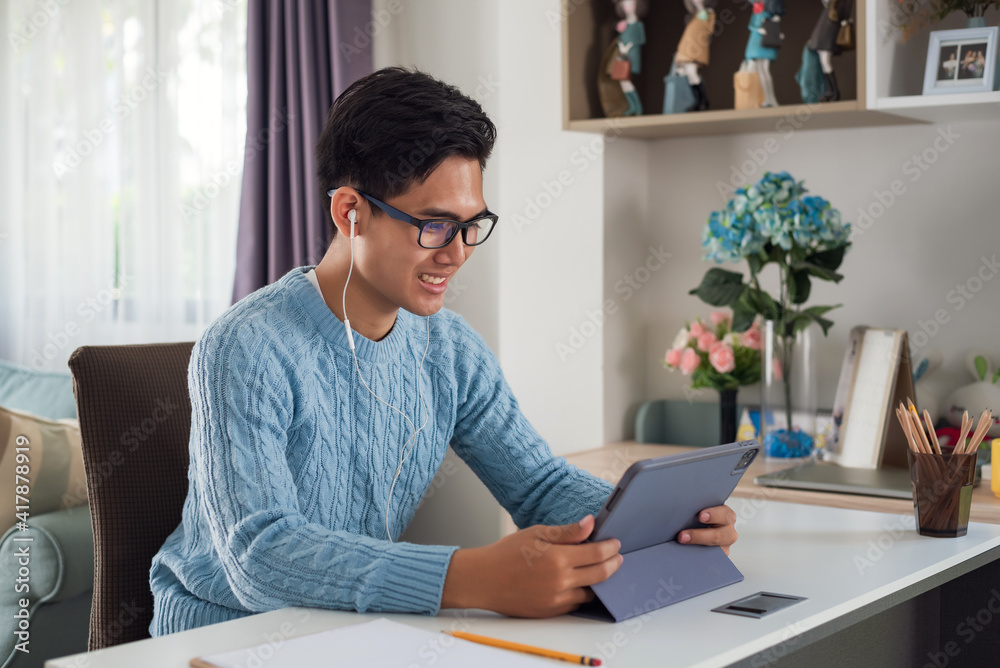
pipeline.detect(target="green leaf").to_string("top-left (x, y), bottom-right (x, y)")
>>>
top-left (747, 253), bottom-right (765, 276)
top-left (808, 244), bottom-right (850, 272)
top-left (731, 296), bottom-right (757, 333)
top-left (689, 268), bottom-right (745, 306)
top-left (789, 270), bottom-right (812, 305)
top-left (790, 258), bottom-right (843, 283)
top-left (993, 368), bottom-right (1000, 385)
top-left (796, 305), bottom-right (842, 336)
top-left (745, 287), bottom-right (779, 321)
top-left (975, 355), bottom-right (988, 381)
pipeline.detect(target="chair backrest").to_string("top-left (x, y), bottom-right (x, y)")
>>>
top-left (68, 342), bottom-right (194, 650)
top-left (635, 399), bottom-right (739, 447)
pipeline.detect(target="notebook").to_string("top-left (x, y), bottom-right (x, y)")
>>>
top-left (190, 617), bottom-right (555, 668)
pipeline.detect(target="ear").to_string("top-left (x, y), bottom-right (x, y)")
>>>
top-left (966, 351), bottom-right (993, 382)
top-left (329, 188), bottom-right (366, 238)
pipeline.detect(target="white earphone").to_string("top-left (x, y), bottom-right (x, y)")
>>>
top-left (340, 203), bottom-right (430, 542)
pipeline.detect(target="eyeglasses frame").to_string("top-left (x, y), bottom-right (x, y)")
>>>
top-left (326, 188), bottom-right (498, 249)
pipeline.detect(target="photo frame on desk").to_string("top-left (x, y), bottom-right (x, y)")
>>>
top-left (826, 328), bottom-right (915, 470)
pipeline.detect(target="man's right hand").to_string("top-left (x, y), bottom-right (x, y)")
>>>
top-left (441, 514), bottom-right (622, 618)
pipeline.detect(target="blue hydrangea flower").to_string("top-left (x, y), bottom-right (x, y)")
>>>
top-left (701, 171), bottom-right (849, 264)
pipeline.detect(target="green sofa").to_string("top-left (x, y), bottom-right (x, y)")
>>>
top-left (0, 360), bottom-right (93, 668)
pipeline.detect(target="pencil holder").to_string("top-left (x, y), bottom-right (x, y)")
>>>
top-left (907, 450), bottom-right (977, 537)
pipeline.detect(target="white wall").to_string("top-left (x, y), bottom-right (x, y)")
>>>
top-left (372, 1), bottom-right (1000, 526)
top-left (602, 138), bottom-right (650, 443)
top-left (375, 0), bottom-right (607, 545)
top-left (375, 0), bottom-right (606, 456)
top-left (615, 117), bottom-right (1000, 434)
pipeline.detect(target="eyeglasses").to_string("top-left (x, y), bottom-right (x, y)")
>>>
top-left (327, 189), bottom-right (498, 249)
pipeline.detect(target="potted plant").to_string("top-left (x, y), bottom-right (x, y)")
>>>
top-left (893, 0), bottom-right (999, 41)
top-left (689, 171), bottom-right (852, 457)
top-left (664, 310), bottom-right (763, 443)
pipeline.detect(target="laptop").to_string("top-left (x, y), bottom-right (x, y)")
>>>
top-left (755, 463), bottom-right (913, 499)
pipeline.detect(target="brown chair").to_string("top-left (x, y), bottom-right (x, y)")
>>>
top-left (67, 342), bottom-right (194, 649)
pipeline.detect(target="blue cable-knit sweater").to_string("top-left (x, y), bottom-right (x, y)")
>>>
top-left (148, 267), bottom-right (614, 635)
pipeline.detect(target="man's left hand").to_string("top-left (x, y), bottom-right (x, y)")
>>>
top-left (677, 505), bottom-right (738, 555)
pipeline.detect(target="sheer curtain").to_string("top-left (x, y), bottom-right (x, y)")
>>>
top-left (0, 0), bottom-right (247, 372)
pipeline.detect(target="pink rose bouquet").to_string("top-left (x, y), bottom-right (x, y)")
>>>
top-left (663, 310), bottom-right (762, 391)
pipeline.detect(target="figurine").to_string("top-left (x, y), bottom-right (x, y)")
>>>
top-left (806, 0), bottom-right (855, 102)
top-left (675, 0), bottom-right (718, 111)
top-left (745, 0), bottom-right (785, 108)
top-left (612, 0), bottom-right (647, 116)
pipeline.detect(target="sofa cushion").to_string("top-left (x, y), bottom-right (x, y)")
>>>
top-left (0, 359), bottom-right (77, 420)
top-left (0, 406), bottom-right (89, 533)
top-left (0, 505), bottom-right (95, 665)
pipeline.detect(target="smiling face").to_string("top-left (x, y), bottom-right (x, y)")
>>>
top-left (348, 155), bottom-right (487, 320)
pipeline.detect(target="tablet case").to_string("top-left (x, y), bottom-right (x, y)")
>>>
top-left (573, 441), bottom-right (758, 623)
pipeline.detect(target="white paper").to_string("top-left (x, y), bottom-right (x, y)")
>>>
top-left (194, 617), bottom-right (557, 668)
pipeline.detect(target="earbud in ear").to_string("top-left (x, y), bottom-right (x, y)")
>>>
top-left (348, 209), bottom-right (357, 238)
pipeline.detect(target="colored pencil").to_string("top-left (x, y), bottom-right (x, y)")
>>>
top-left (447, 630), bottom-right (603, 666)
top-left (923, 409), bottom-right (942, 455)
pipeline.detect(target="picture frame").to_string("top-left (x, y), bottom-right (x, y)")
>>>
top-left (923, 26), bottom-right (999, 96)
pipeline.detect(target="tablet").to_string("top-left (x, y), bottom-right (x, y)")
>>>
top-left (574, 440), bottom-right (760, 622)
top-left (591, 439), bottom-right (760, 553)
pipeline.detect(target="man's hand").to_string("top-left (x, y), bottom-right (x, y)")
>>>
top-left (677, 505), bottom-right (738, 555)
top-left (441, 514), bottom-right (622, 618)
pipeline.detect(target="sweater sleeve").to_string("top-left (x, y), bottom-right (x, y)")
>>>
top-left (190, 333), bottom-right (458, 615)
top-left (448, 331), bottom-right (614, 529)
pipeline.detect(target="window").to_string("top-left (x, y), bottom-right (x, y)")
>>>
top-left (1, 0), bottom-right (248, 370)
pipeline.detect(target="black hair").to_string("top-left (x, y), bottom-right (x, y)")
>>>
top-left (315, 67), bottom-right (497, 237)
top-left (765, 0), bottom-right (785, 15)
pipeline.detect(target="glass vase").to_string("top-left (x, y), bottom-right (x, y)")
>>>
top-left (761, 320), bottom-right (818, 458)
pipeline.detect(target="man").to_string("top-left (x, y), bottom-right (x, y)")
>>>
top-left (148, 67), bottom-right (737, 635)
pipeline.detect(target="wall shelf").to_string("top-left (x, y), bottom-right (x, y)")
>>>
top-left (562, 0), bottom-right (999, 138)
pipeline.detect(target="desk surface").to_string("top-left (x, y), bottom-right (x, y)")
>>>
top-left (566, 441), bottom-right (1000, 525)
top-left (47, 501), bottom-right (1000, 668)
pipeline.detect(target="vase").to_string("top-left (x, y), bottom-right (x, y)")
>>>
top-left (967, 16), bottom-right (987, 28)
top-left (719, 388), bottom-right (738, 445)
top-left (761, 320), bottom-right (818, 458)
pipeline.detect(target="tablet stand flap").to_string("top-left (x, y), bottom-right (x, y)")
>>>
top-left (573, 541), bottom-right (744, 623)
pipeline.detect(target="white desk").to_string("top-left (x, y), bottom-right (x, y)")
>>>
top-left (47, 501), bottom-right (1000, 668)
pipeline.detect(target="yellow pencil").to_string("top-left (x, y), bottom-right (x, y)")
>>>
top-left (447, 630), bottom-right (603, 666)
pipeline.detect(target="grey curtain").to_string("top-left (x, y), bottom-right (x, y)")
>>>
top-left (232, 0), bottom-right (373, 303)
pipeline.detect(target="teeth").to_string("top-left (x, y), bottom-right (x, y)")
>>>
top-left (419, 274), bottom-right (445, 285)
